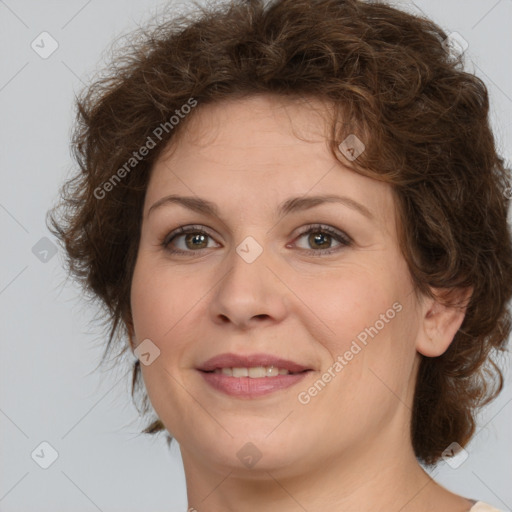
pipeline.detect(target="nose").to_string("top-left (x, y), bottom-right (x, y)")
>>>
top-left (208, 239), bottom-right (288, 330)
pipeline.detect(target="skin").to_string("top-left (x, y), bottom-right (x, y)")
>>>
top-left (129, 94), bottom-right (474, 512)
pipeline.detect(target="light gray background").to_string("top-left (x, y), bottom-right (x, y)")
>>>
top-left (1, 1), bottom-right (511, 511)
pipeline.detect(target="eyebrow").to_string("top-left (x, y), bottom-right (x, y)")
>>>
top-left (147, 194), bottom-right (374, 220)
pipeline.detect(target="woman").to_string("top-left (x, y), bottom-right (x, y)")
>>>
top-left (49, 0), bottom-right (512, 510)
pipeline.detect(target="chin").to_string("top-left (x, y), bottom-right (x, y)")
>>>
top-left (180, 428), bottom-right (305, 473)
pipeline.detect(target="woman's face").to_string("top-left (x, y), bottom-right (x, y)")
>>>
top-left (130, 94), bottom-right (427, 477)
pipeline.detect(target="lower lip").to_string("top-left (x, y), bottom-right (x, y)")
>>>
top-left (198, 371), bottom-right (310, 398)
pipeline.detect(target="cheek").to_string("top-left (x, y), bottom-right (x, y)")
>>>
top-left (298, 266), bottom-right (399, 354)
top-left (303, 265), bottom-right (417, 396)
top-left (130, 260), bottom-right (201, 436)
top-left (130, 258), bottom-right (188, 348)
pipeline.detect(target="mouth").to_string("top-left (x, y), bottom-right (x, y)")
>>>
top-left (197, 352), bottom-right (312, 374)
top-left (202, 366), bottom-right (308, 377)
top-left (196, 353), bottom-right (313, 398)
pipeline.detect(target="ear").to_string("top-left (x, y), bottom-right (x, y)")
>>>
top-left (416, 286), bottom-right (473, 357)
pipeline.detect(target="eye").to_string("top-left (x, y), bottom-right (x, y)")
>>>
top-left (290, 224), bottom-right (352, 255)
top-left (161, 223), bottom-right (352, 256)
top-left (162, 225), bottom-right (219, 255)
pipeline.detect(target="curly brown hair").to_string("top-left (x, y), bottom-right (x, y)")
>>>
top-left (48, 0), bottom-right (512, 466)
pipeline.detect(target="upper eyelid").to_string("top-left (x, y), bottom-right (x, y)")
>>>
top-left (163, 224), bottom-right (218, 243)
top-left (163, 223), bottom-right (351, 248)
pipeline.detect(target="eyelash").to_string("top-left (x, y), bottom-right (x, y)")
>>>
top-left (161, 224), bottom-right (353, 256)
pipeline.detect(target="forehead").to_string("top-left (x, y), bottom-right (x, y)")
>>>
top-left (159, 94), bottom-right (334, 166)
top-left (145, 94), bottom-right (396, 230)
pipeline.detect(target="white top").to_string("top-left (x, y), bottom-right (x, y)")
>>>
top-left (469, 501), bottom-right (507, 512)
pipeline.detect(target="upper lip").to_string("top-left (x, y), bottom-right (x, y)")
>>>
top-left (197, 353), bottom-right (311, 373)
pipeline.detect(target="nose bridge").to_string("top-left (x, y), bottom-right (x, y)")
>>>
top-left (226, 233), bottom-right (271, 303)
top-left (209, 233), bottom-right (287, 327)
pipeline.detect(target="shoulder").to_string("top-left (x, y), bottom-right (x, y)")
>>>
top-left (470, 501), bottom-right (509, 512)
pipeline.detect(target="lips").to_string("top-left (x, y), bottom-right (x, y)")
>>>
top-left (197, 352), bottom-right (311, 374)
top-left (196, 352), bottom-right (314, 398)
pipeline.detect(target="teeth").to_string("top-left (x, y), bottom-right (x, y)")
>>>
top-left (232, 367), bottom-right (248, 377)
top-left (248, 367), bottom-right (265, 378)
top-left (213, 366), bottom-right (292, 377)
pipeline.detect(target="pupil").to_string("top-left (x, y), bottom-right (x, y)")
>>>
top-left (310, 232), bottom-right (330, 249)
top-left (186, 233), bottom-right (207, 249)
top-left (183, 231), bottom-right (332, 251)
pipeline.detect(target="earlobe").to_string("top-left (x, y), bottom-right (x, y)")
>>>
top-left (416, 286), bottom-right (473, 357)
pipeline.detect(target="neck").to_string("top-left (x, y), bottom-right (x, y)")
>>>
top-left (180, 413), bottom-right (446, 512)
